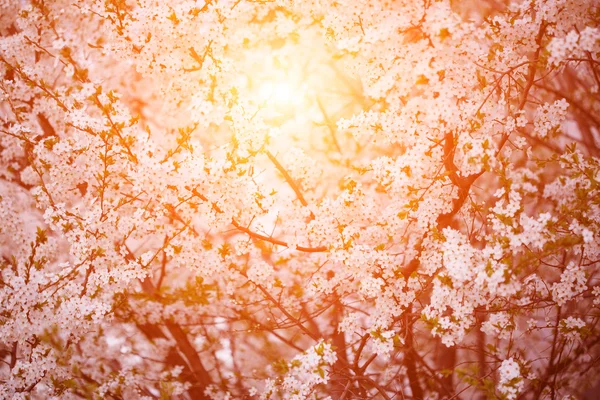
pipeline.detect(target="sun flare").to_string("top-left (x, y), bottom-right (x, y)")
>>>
top-left (258, 79), bottom-right (299, 106)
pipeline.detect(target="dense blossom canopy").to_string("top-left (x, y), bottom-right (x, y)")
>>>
top-left (1, 0), bottom-right (600, 399)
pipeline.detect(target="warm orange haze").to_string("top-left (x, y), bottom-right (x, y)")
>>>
top-left (0, 0), bottom-right (600, 399)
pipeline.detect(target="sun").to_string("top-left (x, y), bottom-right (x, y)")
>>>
top-left (257, 80), bottom-right (298, 106)
top-left (255, 74), bottom-right (307, 115)
top-left (227, 28), bottom-right (353, 139)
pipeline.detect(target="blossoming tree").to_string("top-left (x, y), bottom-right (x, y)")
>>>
top-left (1, 0), bottom-right (600, 398)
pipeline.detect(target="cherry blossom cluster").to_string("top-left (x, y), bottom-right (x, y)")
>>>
top-left (0, 0), bottom-right (599, 398)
